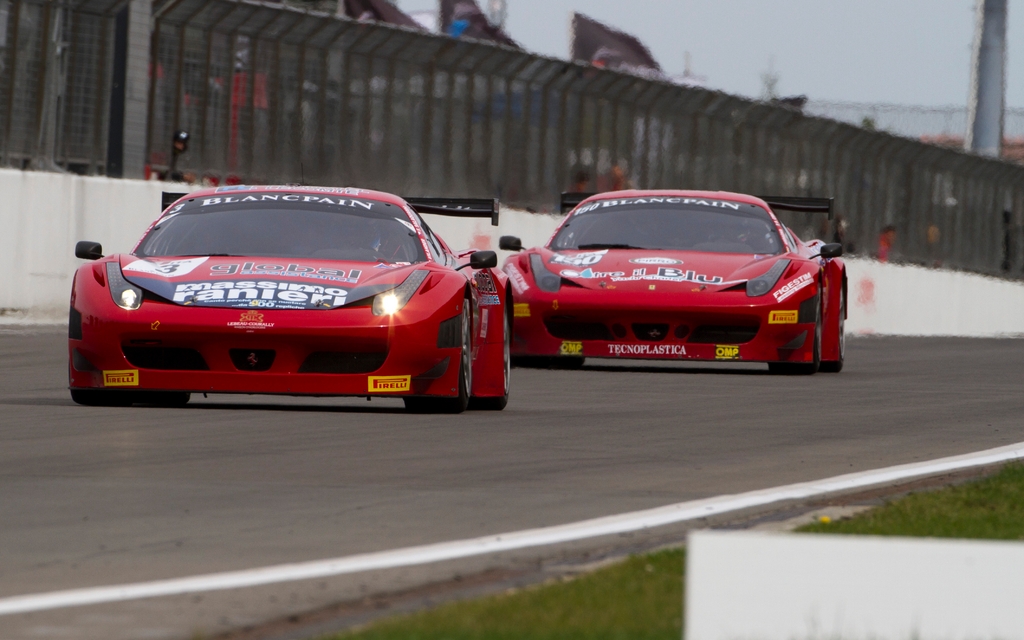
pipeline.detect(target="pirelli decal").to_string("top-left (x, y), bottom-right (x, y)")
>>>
top-left (513, 303), bottom-right (531, 318)
top-left (769, 310), bottom-right (799, 324)
top-left (103, 369), bottom-right (139, 387)
top-left (368, 375), bottom-right (411, 393)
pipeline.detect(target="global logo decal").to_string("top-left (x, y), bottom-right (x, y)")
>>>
top-left (629, 257), bottom-right (683, 265)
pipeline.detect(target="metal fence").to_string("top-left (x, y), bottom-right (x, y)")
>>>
top-left (3, 0), bottom-right (1024, 278)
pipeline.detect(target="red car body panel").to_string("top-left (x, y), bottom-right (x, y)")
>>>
top-left (68, 186), bottom-right (510, 400)
top-left (504, 190), bottom-right (846, 367)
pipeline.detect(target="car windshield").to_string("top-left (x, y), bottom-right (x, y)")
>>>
top-left (135, 193), bottom-right (427, 263)
top-left (550, 197), bottom-right (784, 255)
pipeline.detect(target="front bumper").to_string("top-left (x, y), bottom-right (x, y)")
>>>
top-left (511, 288), bottom-right (818, 364)
top-left (69, 299), bottom-right (461, 398)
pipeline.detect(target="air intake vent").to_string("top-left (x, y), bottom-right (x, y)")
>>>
top-left (299, 352), bottom-right (387, 374)
top-left (229, 349), bottom-right (276, 372)
top-left (437, 315), bottom-right (461, 349)
top-left (69, 307), bottom-right (83, 340)
top-left (688, 325), bottom-right (759, 344)
top-left (632, 323), bottom-right (669, 342)
top-left (544, 321), bottom-right (614, 341)
top-left (123, 347), bottom-right (209, 370)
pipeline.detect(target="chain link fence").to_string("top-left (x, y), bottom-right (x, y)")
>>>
top-left (3, 0), bottom-right (1024, 277)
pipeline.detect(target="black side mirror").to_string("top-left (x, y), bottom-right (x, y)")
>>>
top-left (818, 243), bottom-right (843, 259)
top-left (498, 235), bottom-right (523, 251)
top-left (468, 250), bottom-right (498, 270)
top-left (75, 241), bottom-right (103, 260)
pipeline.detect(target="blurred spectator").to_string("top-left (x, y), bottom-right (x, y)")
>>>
top-left (832, 214), bottom-right (855, 254)
top-left (877, 224), bottom-right (896, 262)
top-left (167, 130), bottom-right (190, 182)
top-left (927, 223), bottom-right (942, 267)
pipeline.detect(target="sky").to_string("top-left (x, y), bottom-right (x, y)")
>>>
top-left (395, 0), bottom-right (1023, 108)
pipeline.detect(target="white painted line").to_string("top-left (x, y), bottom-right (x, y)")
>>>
top-left (2, 441), bottom-right (1023, 616)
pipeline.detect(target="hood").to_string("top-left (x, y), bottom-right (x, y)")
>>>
top-left (539, 248), bottom-right (790, 292)
top-left (119, 255), bottom-right (420, 310)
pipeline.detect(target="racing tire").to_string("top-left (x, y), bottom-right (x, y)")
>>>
top-left (768, 313), bottom-right (822, 376)
top-left (404, 305), bottom-right (471, 414)
top-left (819, 288), bottom-right (845, 373)
top-left (70, 389), bottom-right (133, 407)
top-left (512, 356), bottom-right (585, 370)
top-left (469, 308), bottom-right (510, 411)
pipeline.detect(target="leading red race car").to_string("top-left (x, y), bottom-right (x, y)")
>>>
top-left (500, 190), bottom-right (846, 374)
top-left (68, 186), bottom-right (512, 413)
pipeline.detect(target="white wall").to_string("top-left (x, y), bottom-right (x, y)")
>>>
top-left (687, 530), bottom-right (1024, 640)
top-left (3, 169), bottom-right (1024, 337)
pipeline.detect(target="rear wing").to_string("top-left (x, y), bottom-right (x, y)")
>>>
top-left (162, 191), bottom-right (187, 212)
top-left (404, 197), bottom-right (499, 226)
top-left (757, 196), bottom-right (834, 220)
top-left (561, 192), bottom-right (597, 214)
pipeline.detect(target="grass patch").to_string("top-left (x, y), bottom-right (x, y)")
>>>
top-left (332, 549), bottom-right (684, 640)
top-left (799, 463), bottom-right (1024, 539)
top-left (332, 464), bottom-right (1024, 639)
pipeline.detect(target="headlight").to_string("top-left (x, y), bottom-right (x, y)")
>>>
top-left (746, 259), bottom-right (790, 297)
top-left (529, 254), bottom-right (561, 293)
top-left (106, 262), bottom-right (143, 310)
top-left (371, 270), bottom-right (428, 316)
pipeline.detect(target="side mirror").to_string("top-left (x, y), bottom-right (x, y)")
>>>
top-left (818, 243), bottom-right (843, 259)
top-left (468, 250), bottom-right (498, 270)
top-left (75, 241), bottom-right (103, 260)
top-left (498, 235), bottom-right (523, 252)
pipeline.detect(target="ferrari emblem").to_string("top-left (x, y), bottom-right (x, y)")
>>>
top-left (649, 285), bottom-right (656, 290)
top-left (150, 321), bottom-right (160, 331)
top-left (247, 352), bottom-right (259, 367)
top-left (240, 310), bottom-right (264, 323)
top-left (552, 300), bottom-right (559, 310)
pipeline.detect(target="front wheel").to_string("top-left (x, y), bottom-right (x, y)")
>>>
top-left (404, 304), bottom-right (471, 414)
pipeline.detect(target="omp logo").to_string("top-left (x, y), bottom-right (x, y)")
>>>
top-left (240, 310), bottom-right (264, 323)
top-left (368, 376), bottom-right (411, 393)
top-left (513, 303), bottom-right (531, 317)
top-left (769, 310), bottom-right (799, 324)
top-left (715, 345), bottom-right (740, 360)
top-left (103, 370), bottom-right (139, 387)
top-left (559, 341), bottom-right (583, 356)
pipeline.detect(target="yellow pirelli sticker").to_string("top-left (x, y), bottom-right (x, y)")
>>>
top-left (715, 345), bottom-right (740, 360)
top-left (559, 341), bottom-right (583, 356)
top-left (368, 375), bottom-right (411, 393)
top-left (103, 369), bottom-right (139, 387)
top-left (769, 310), bottom-right (799, 324)
top-left (513, 303), bottom-right (531, 318)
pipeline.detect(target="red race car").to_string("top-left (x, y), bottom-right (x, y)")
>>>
top-left (68, 186), bottom-right (511, 413)
top-left (500, 190), bottom-right (846, 374)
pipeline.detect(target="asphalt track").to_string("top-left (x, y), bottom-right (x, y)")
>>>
top-left (1, 328), bottom-right (1023, 639)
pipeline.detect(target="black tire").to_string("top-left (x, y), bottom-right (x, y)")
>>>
top-left (404, 305), bottom-right (471, 414)
top-left (768, 312), bottom-right (821, 376)
top-left (819, 288), bottom-right (845, 373)
top-left (512, 356), bottom-right (585, 370)
top-left (70, 389), bottom-right (133, 406)
top-left (469, 307), bottom-right (510, 411)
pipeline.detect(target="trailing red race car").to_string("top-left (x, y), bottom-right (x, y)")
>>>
top-left (68, 186), bottom-right (512, 412)
top-left (499, 190), bottom-right (846, 374)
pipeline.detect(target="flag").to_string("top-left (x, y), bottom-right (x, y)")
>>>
top-left (571, 12), bottom-right (662, 79)
top-left (440, 0), bottom-right (519, 48)
top-left (342, 0), bottom-right (424, 30)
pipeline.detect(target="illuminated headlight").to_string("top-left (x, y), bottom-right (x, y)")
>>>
top-left (372, 270), bottom-right (428, 316)
top-left (106, 262), bottom-right (143, 310)
top-left (746, 259), bottom-right (790, 298)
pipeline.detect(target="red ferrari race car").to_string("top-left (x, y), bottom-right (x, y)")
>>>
top-left (68, 186), bottom-right (512, 413)
top-left (499, 190), bottom-right (846, 374)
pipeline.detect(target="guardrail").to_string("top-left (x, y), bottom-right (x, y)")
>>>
top-left (1, 0), bottom-right (1023, 277)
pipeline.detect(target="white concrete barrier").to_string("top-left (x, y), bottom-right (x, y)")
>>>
top-left (3, 168), bottom-right (1024, 337)
top-left (686, 530), bottom-right (1024, 640)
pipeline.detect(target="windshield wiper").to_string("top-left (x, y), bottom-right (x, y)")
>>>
top-left (576, 243), bottom-right (648, 250)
